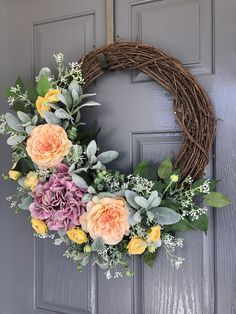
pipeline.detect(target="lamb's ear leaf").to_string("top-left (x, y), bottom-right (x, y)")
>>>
top-left (18, 196), bottom-right (33, 210)
top-left (150, 207), bottom-right (181, 225)
top-left (71, 174), bottom-right (88, 189)
top-left (91, 236), bottom-right (104, 252)
top-left (97, 151), bottom-right (119, 164)
top-left (124, 190), bottom-right (139, 210)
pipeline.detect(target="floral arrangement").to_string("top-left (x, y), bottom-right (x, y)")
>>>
top-left (0, 54), bottom-right (231, 279)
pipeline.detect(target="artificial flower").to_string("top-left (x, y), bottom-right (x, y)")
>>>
top-left (24, 171), bottom-right (38, 191)
top-left (80, 196), bottom-right (129, 245)
top-left (36, 89), bottom-right (60, 117)
top-left (148, 225), bottom-right (161, 242)
top-left (29, 163), bottom-right (86, 231)
top-left (170, 174), bottom-right (179, 183)
top-left (31, 218), bottom-right (47, 235)
top-left (67, 227), bottom-right (88, 244)
top-left (26, 124), bottom-right (72, 168)
top-left (127, 238), bottom-right (147, 255)
top-left (8, 162), bottom-right (22, 180)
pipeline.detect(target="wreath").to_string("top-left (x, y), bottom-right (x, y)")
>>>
top-left (1, 43), bottom-right (231, 279)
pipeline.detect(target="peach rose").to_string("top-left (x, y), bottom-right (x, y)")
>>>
top-left (26, 124), bottom-right (72, 168)
top-left (80, 196), bottom-right (130, 245)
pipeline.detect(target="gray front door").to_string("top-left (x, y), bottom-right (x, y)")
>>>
top-left (0, 0), bottom-right (235, 313)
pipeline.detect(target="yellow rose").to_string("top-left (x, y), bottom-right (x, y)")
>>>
top-left (67, 227), bottom-right (88, 244)
top-left (148, 225), bottom-right (161, 242)
top-left (24, 171), bottom-right (38, 191)
top-left (36, 89), bottom-right (60, 118)
top-left (31, 218), bottom-right (47, 235)
top-left (8, 163), bottom-right (21, 180)
top-left (127, 238), bottom-right (147, 255)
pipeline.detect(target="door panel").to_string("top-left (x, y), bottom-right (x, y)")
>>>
top-left (0, 0), bottom-right (235, 314)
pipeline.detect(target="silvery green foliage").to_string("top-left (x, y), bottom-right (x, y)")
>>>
top-left (70, 140), bottom-right (119, 190)
top-left (125, 189), bottom-right (181, 225)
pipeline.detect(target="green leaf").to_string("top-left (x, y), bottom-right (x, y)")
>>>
top-left (27, 83), bottom-right (38, 103)
top-left (86, 140), bottom-right (97, 159)
top-left (124, 190), bottom-right (139, 210)
top-left (133, 160), bottom-right (149, 176)
top-left (97, 151), bottom-right (119, 164)
top-left (15, 76), bottom-right (25, 93)
top-left (150, 207), bottom-right (181, 225)
top-left (134, 196), bottom-right (148, 209)
top-left (7, 135), bottom-right (26, 146)
top-left (143, 252), bottom-right (156, 268)
top-left (157, 159), bottom-right (173, 179)
top-left (153, 181), bottom-right (165, 193)
top-left (165, 218), bottom-right (194, 232)
top-left (55, 108), bottom-right (73, 120)
top-left (14, 158), bottom-right (35, 174)
top-left (160, 199), bottom-right (180, 211)
top-left (12, 101), bottom-right (32, 114)
top-left (37, 76), bottom-right (50, 96)
top-left (204, 192), bottom-right (231, 208)
top-left (5, 112), bottom-right (24, 132)
top-left (71, 174), bottom-right (88, 189)
top-left (190, 214), bottom-right (208, 234)
top-left (91, 236), bottom-right (105, 252)
top-left (18, 196), bottom-right (33, 210)
top-left (44, 111), bottom-right (61, 125)
top-left (5, 87), bottom-right (15, 98)
top-left (17, 111), bottom-right (32, 123)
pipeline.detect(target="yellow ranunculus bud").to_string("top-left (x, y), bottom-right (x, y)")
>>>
top-left (36, 89), bottom-right (60, 118)
top-left (148, 245), bottom-right (156, 253)
top-left (84, 245), bottom-right (92, 253)
top-left (67, 227), bottom-right (88, 244)
top-left (127, 238), bottom-right (147, 255)
top-left (8, 163), bottom-right (21, 180)
top-left (31, 218), bottom-right (48, 235)
top-left (148, 225), bottom-right (161, 242)
top-left (170, 174), bottom-right (179, 183)
top-left (24, 171), bottom-right (38, 191)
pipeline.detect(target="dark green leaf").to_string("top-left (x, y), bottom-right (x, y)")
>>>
top-left (152, 181), bottom-right (165, 193)
top-left (15, 76), bottom-right (25, 93)
top-left (190, 214), bottom-right (208, 234)
top-left (143, 252), bottom-right (156, 268)
top-left (37, 76), bottom-right (50, 96)
top-left (28, 83), bottom-right (38, 103)
top-left (13, 158), bottom-right (35, 174)
top-left (165, 218), bottom-right (194, 232)
top-left (133, 160), bottom-right (149, 176)
top-left (157, 159), bottom-right (173, 179)
top-left (160, 199), bottom-right (180, 211)
top-left (204, 192), bottom-right (231, 208)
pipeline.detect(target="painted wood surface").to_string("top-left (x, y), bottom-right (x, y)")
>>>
top-left (0, 0), bottom-right (235, 313)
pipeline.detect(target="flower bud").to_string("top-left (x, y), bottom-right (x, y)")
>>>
top-left (170, 174), bottom-right (179, 183)
top-left (83, 245), bottom-right (92, 253)
top-left (67, 126), bottom-right (78, 141)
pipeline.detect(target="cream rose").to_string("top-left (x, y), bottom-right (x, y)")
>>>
top-left (26, 124), bottom-right (71, 168)
top-left (80, 197), bottom-right (130, 245)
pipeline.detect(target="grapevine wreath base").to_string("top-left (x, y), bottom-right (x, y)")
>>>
top-left (0, 43), bottom-right (230, 279)
top-left (81, 42), bottom-right (215, 179)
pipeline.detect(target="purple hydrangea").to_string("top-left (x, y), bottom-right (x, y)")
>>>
top-left (29, 163), bottom-right (86, 231)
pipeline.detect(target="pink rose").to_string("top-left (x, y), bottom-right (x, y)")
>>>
top-left (80, 197), bottom-right (130, 245)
